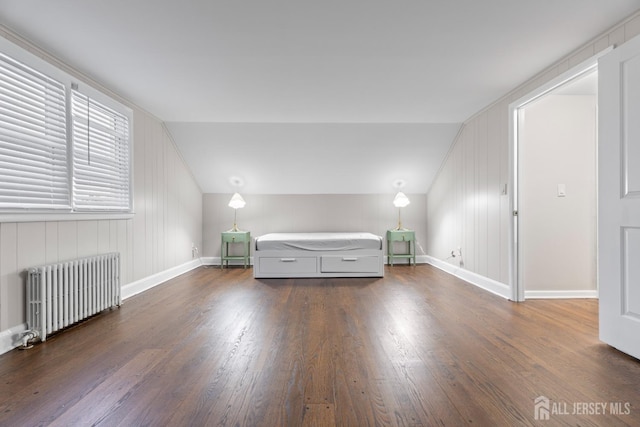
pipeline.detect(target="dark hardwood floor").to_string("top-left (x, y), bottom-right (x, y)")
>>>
top-left (1, 265), bottom-right (639, 426)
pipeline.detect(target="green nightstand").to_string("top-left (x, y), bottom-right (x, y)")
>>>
top-left (386, 229), bottom-right (416, 266)
top-left (221, 230), bottom-right (251, 269)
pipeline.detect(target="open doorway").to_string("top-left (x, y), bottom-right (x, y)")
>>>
top-left (519, 72), bottom-right (597, 298)
top-left (508, 49), bottom-right (611, 302)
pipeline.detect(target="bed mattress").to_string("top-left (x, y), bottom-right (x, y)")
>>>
top-left (255, 232), bottom-right (383, 251)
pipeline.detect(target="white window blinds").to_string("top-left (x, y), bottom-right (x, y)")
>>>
top-left (0, 52), bottom-right (69, 209)
top-left (71, 90), bottom-right (131, 211)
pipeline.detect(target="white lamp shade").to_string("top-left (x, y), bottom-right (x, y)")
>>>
top-left (228, 192), bottom-right (246, 209)
top-left (393, 192), bottom-right (410, 208)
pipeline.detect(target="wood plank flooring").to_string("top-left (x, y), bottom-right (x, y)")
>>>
top-left (1, 265), bottom-right (639, 426)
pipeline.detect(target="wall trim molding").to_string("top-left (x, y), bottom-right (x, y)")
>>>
top-left (425, 255), bottom-right (511, 299)
top-left (201, 256), bottom-right (249, 267)
top-left (525, 290), bottom-right (598, 299)
top-left (0, 322), bottom-right (28, 356)
top-left (121, 258), bottom-right (203, 300)
top-left (201, 256), bottom-right (217, 266)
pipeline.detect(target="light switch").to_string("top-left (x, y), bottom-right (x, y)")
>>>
top-left (557, 184), bottom-right (566, 197)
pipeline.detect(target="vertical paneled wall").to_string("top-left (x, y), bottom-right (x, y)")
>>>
top-left (131, 111), bottom-right (203, 281)
top-left (426, 103), bottom-right (510, 284)
top-left (426, 11), bottom-right (640, 286)
top-left (0, 35), bottom-right (202, 335)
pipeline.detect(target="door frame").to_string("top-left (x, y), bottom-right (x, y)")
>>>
top-left (507, 47), bottom-right (612, 302)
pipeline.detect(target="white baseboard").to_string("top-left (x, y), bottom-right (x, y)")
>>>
top-left (425, 255), bottom-right (511, 299)
top-left (525, 290), bottom-right (598, 299)
top-left (415, 255), bottom-right (429, 264)
top-left (121, 258), bottom-right (203, 300)
top-left (0, 323), bottom-right (28, 356)
top-left (201, 256), bottom-right (217, 266)
top-left (201, 256), bottom-right (253, 267)
top-left (384, 255), bottom-right (429, 265)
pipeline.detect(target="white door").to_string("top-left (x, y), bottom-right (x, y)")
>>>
top-left (599, 34), bottom-right (640, 360)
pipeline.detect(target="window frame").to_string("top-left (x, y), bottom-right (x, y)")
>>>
top-left (0, 36), bottom-right (134, 223)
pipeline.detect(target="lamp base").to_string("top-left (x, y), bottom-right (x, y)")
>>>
top-left (394, 219), bottom-right (407, 231)
top-left (228, 208), bottom-right (242, 232)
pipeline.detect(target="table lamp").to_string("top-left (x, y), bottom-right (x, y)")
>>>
top-left (228, 192), bottom-right (246, 231)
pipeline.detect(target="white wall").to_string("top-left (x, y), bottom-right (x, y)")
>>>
top-left (202, 193), bottom-right (427, 261)
top-left (426, 11), bottom-right (640, 296)
top-left (167, 122), bottom-right (460, 195)
top-left (0, 30), bottom-right (203, 350)
top-left (426, 107), bottom-right (507, 279)
top-left (520, 95), bottom-right (597, 293)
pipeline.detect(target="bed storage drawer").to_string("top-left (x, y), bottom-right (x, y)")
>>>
top-left (321, 255), bottom-right (380, 273)
top-left (259, 256), bottom-right (317, 274)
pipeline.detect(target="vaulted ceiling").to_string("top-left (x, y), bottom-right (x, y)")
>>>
top-left (1, 1), bottom-right (639, 194)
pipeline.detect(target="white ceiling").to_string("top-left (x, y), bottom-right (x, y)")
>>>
top-left (1, 1), bottom-right (639, 194)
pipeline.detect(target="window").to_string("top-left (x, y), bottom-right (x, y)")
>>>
top-left (0, 43), bottom-right (132, 217)
top-left (71, 90), bottom-right (130, 211)
top-left (0, 52), bottom-right (69, 209)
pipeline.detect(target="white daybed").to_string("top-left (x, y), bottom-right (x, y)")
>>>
top-left (253, 232), bottom-right (384, 278)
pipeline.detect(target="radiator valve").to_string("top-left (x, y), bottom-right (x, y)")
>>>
top-left (19, 330), bottom-right (40, 350)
